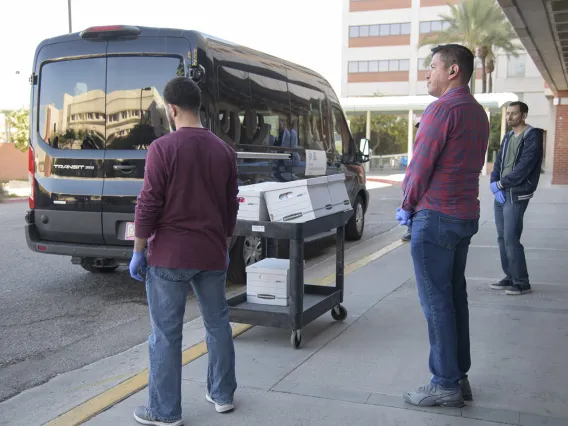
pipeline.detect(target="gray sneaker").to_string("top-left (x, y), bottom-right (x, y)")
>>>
top-left (403, 384), bottom-right (465, 408)
top-left (506, 284), bottom-right (532, 295)
top-left (459, 377), bottom-right (473, 401)
top-left (206, 393), bottom-right (235, 413)
top-left (133, 406), bottom-right (183, 426)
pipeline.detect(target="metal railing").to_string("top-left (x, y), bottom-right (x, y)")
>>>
top-left (368, 153), bottom-right (408, 171)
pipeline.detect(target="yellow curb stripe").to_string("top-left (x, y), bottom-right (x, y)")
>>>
top-left (46, 239), bottom-right (404, 425)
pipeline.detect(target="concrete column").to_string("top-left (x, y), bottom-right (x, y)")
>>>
top-left (482, 107), bottom-right (490, 176)
top-left (365, 110), bottom-right (371, 174)
top-left (407, 109), bottom-right (414, 163)
top-left (552, 93), bottom-right (568, 185)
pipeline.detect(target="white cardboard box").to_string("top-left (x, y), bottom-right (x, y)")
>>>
top-left (327, 174), bottom-right (351, 213)
top-left (237, 182), bottom-right (287, 221)
top-left (264, 176), bottom-right (334, 223)
top-left (246, 258), bottom-right (292, 306)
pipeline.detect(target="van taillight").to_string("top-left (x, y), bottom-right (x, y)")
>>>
top-left (28, 146), bottom-right (35, 209)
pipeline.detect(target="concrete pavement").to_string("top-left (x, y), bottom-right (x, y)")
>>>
top-left (79, 176), bottom-right (568, 426)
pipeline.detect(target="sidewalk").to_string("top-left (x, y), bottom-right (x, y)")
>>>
top-left (7, 177), bottom-right (567, 426)
top-left (76, 178), bottom-right (568, 426)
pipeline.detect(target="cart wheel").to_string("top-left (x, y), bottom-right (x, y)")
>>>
top-left (290, 330), bottom-right (302, 349)
top-left (331, 305), bottom-right (348, 322)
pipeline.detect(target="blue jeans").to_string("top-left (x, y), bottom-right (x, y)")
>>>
top-left (145, 265), bottom-right (236, 422)
top-left (494, 198), bottom-right (530, 285)
top-left (410, 209), bottom-right (479, 389)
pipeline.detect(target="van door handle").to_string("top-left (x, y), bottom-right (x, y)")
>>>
top-left (113, 165), bottom-right (136, 171)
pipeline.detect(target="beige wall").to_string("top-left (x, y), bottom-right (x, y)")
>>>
top-left (0, 144), bottom-right (27, 181)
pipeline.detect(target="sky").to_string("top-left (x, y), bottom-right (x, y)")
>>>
top-left (0, 0), bottom-right (343, 110)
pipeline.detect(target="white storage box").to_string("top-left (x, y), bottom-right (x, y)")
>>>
top-left (237, 182), bottom-right (287, 221)
top-left (264, 177), bottom-right (334, 223)
top-left (246, 258), bottom-right (292, 306)
top-left (327, 174), bottom-right (351, 213)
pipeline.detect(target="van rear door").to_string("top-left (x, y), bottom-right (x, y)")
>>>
top-left (101, 37), bottom-right (191, 246)
top-left (33, 40), bottom-right (108, 244)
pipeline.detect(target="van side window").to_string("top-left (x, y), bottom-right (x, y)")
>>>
top-left (105, 56), bottom-right (182, 150)
top-left (39, 58), bottom-right (106, 150)
top-left (246, 73), bottom-right (291, 148)
top-left (332, 106), bottom-right (351, 156)
top-left (289, 83), bottom-right (330, 152)
top-left (216, 67), bottom-right (250, 147)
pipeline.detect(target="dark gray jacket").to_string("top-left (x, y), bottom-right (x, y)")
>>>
top-left (490, 125), bottom-right (544, 202)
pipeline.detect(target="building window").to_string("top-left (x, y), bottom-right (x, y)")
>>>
top-left (349, 22), bottom-right (411, 38)
top-left (507, 54), bottom-right (526, 77)
top-left (348, 59), bottom-right (410, 73)
top-left (419, 20), bottom-right (450, 34)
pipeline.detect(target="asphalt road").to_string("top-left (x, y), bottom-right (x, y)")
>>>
top-left (0, 183), bottom-right (403, 402)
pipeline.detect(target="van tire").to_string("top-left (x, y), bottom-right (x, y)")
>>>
top-left (81, 264), bottom-right (119, 273)
top-left (227, 236), bottom-right (265, 285)
top-left (345, 195), bottom-right (365, 241)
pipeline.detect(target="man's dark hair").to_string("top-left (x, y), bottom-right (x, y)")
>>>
top-left (508, 101), bottom-right (529, 114)
top-left (163, 77), bottom-right (201, 114)
top-left (431, 44), bottom-right (475, 84)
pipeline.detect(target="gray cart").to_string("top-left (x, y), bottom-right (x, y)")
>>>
top-left (227, 210), bottom-right (353, 348)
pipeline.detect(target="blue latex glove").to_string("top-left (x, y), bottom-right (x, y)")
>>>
top-left (495, 190), bottom-right (506, 204)
top-left (129, 251), bottom-right (147, 281)
top-left (490, 181), bottom-right (500, 194)
top-left (396, 207), bottom-right (412, 226)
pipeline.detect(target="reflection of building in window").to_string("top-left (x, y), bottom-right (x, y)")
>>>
top-left (41, 87), bottom-right (169, 149)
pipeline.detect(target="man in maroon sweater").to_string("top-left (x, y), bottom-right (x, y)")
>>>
top-left (129, 77), bottom-right (239, 426)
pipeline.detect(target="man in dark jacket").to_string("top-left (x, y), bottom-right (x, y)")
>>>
top-left (489, 101), bottom-right (543, 295)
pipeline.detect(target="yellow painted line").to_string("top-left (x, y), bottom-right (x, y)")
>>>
top-left (46, 239), bottom-right (405, 425)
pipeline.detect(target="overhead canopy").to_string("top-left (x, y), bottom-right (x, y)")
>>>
top-left (497, 0), bottom-right (568, 92)
top-left (340, 92), bottom-right (519, 114)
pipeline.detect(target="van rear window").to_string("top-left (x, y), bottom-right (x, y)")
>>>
top-left (39, 56), bottom-right (184, 150)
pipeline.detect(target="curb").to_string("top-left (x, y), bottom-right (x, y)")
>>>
top-left (0, 197), bottom-right (28, 204)
top-left (367, 178), bottom-right (402, 185)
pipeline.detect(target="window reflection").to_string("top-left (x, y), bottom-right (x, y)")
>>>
top-left (38, 56), bottom-right (184, 151)
top-left (39, 58), bottom-right (106, 150)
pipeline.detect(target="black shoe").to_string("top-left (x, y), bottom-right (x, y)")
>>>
top-left (490, 278), bottom-right (512, 290)
top-left (401, 232), bottom-right (411, 242)
top-left (459, 377), bottom-right (473, 401)
top-left (506, 284), bottom-right (532, 295)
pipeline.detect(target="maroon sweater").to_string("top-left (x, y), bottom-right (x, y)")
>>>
top-left (134, 127), bottom-right (239, 271)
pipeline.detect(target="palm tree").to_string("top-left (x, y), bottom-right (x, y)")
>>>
top-left (419, 0), bottom-right (521, 93)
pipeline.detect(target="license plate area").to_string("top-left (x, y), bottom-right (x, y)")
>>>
top-left (124, 222), bottom-right (135, 240)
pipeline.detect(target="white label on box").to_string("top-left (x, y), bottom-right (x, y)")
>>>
top-left (252, 225), bottom-right (265, 232)
top-left (305, 150), bottom-right (327, 176)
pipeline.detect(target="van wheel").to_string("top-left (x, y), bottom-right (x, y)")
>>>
top-left (81, 264), bottom-right (119, 273)
top-left (345, 195), bottom-right (365, 241)
top-left (227, 236), bottom-right (264, 284)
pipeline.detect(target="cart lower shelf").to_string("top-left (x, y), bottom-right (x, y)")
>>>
top-left (227, 284), bottom-right (347, 348)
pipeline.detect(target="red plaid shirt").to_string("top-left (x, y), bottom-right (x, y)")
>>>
top-left (402, 85), bottom-right (489, 219)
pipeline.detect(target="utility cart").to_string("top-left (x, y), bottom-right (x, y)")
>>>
top-left (227, 210), bottom-right (353, 348)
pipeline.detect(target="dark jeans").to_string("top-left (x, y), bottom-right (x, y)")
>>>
top-left (494, 198), bottom-right (530, 285)
top-left (410, 209), bottom-right (479, 389)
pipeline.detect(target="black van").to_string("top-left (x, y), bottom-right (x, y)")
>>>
top-left (25, 25), bottom-right (370, 283)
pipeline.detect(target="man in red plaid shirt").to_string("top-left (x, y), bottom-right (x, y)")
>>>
top-left (396, 44), bottom-right (489, 408)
